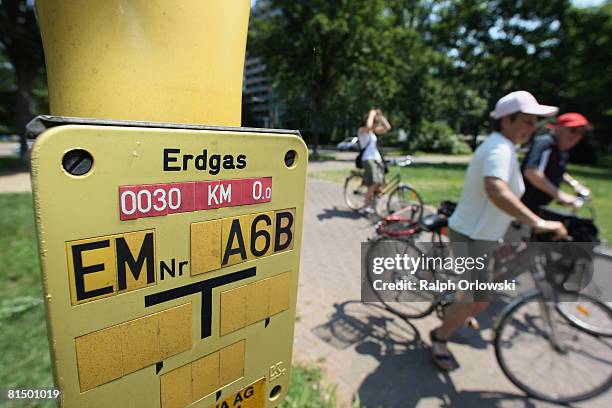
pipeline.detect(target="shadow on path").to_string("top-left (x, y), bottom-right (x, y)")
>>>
top-left (317, 206), bottom-right (364, 221)
top-left (312, 300), bottom-right (543, 408)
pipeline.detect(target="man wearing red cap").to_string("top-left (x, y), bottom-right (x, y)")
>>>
top-left (521, 112), bottom-right (592, 213)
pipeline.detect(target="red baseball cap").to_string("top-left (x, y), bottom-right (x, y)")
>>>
top-left (546, 112), bottom-right (593, 130)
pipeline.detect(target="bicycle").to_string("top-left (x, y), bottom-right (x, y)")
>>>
top-left (535, 192), bottom-right (612, 337)
top-left (364, 201), bottom-right (455, 319)
top-left (364, 203), bottom-right (612, 403)
top-left (344, 155), bottom-right (423, 221)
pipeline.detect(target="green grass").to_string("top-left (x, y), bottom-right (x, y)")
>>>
top-left (0, 193), bottom-right (349, 407)
top-left (311, 163), bottom-right (467, 207)
top-left (380, 147), bottom-right (472, 157)
top-left (311, 161), bottom-right (612, 243)
top-left (281, 365), bottom-right (336, 407)
top-left (308, 151), bottom-right (336, 162)
top-left (0, 193), bottom-right (54, 408)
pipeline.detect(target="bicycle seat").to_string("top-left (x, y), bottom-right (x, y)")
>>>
top-left (419, 213), bottom-right (447, 232)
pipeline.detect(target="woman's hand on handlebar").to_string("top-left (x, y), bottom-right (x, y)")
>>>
top-left (533, 220), bottom-right (568, 240)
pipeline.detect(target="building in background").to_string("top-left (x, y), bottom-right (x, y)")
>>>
top-left (243, 0), bottom-right (285, 128)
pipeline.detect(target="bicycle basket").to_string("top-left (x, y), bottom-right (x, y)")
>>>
top-left (539, 242), bottom-right (594, 294)
top-left (539, 206), bottom-right (599, 243)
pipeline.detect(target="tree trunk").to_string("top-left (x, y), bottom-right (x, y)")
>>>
top-left (14, 63), bottom-right (35, 164)
top-left (311, 120), bottom-right (319, 157)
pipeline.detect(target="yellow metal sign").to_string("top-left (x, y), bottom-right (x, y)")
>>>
top-left (30, 123), bottom-right (307, 407)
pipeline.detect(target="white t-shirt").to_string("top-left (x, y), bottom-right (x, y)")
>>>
top-left (448, 132), bottom-right (525, 241)
top-left (358, 130), bottom-right (382, 162)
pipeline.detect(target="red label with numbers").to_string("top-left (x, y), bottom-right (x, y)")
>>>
top-left (119, 177), bottom-right (272, 220)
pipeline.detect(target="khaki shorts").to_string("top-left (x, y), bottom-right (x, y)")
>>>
top-left (448, 227), bottom-right (498, 301)
top-left (363, 160), bottom-right (384, 186)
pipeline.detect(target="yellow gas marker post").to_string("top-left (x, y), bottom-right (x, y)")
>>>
top-left (31, 1), bottom-right (306, 407)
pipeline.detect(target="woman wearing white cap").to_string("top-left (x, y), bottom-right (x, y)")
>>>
top-left (429, 91), bottom-right (568, 371)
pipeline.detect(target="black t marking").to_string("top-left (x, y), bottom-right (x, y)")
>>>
top-left (144, 267), bottom-right (256, 339)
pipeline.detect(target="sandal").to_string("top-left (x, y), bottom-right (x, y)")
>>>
top-left (429, 329), bottom-right (457, 371)
top-left (465, 316), bottom-right (480, 330)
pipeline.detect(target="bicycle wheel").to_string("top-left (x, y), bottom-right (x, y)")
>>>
top-left (557, 294), bottom-right (612, 337)
top-left (495, 291), bottom-right (612, 403)
top-left (387, 185), bottom-right (423, 222)
top-left (364, 238), bottom-right (436, 319)
top-left (344, 174), bottom-right (367, 211)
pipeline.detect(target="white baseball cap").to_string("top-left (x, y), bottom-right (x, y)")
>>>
top-left (492, 91), bottom-right (558, 119)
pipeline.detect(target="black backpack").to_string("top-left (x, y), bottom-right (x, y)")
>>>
top-left (355, 137), bottom-right (372, 169)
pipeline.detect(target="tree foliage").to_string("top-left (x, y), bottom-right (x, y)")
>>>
top-left (249, 0), bottom-right (611, 158)
top-left (0, 1), bottom-right (610, 159)
top-left (0, 0), bottom-right (47, 161)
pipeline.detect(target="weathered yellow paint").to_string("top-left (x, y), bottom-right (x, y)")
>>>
top-left (121, 314), bottom-right (161, 375)
top-left (192, 352), bottom-right (220, 401)
top-left (221, 214), bottom-right (252, 267)
top-left (75, 325), bottom-right (123, 392)
top-left (159, 303), bottom-right (193, 359)
top-left (160, 364), bottom-right (192, 408)
top-left (190, 219), bottom-right (222, 275)
top-left (219, 340), bottom-right (245, 386)
top-left (269, 272), bottom-right (292, 316)
top-left (246, 279), bottom-right (270, 326)
top-left (159, 340), bottom-right (245, 406)
top-left (35, 0), bottom-right (250, 126)
top-left (219, 285), bottom-right (248, 336)
top-left (75, 305), bottom-right (192, 390)
top-left (220, 272), bottom-right (291, 336)
top-left (66, 235), bottom-right (117, 305)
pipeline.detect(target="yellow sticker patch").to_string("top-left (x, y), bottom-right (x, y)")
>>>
top-left (160, 340), bottom-right (246, 406)
top-left (219, 273), bottom-right (291, 336)
top-left (75, 303), bottom-right (192, 391)
top-left (191, 220), bottom-right (222, 275)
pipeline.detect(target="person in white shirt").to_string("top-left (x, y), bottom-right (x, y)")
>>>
top-left (358, 108), bottom-right (391, 212)
top-left (430, 91), bottom-right (568, 371)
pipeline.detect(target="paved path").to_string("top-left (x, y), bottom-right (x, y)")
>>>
top-left (0, 171), bottom-right (31, 193)
top-left (296, 177), bottom-right (611, 408)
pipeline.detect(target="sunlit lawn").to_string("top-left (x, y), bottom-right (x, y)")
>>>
top-left (310, 161), bottom-right (612, 243)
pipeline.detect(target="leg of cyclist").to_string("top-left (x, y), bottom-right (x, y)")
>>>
top-left (363, 159), bottom-right (384, 212)
top-left (430, 229), bottom-right (497, 371)
top-left (431, 296), bottom-right (490, 370)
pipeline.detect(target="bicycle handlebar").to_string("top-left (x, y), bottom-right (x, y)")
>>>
top-left (386, 155), bottom-right (413, 167)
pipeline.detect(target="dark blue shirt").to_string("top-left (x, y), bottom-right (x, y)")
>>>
top-left (521, 134), bottom-right (569, 213)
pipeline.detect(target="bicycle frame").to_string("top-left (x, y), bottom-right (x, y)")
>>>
top-left (379, 173), bottom-right (400, 196)
top-left (493, 249), bottom-right (565, 350)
